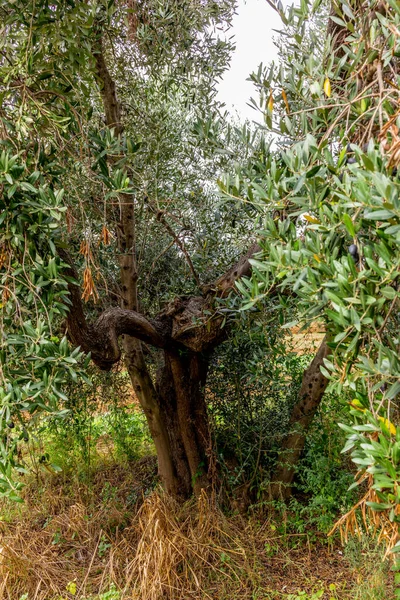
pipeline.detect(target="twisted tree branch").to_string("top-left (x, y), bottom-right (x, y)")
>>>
top-left (59, 242), bottom-right (263, 366)
top-left (59, 249), bottom-right (167, 369)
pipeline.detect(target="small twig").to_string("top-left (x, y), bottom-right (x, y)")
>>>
top-left (376, 60), bottom-right (384, 130)
top-left (145, 239), bottom-right (175, 283)
top-left (378, 295), bottom-right (398, 336)
top-left (146, 201), bottom-right (201, 287)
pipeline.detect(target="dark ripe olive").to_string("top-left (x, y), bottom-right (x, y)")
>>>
top-left (23, 435), bottom-right (29, 442)
top-left (347, 157), bottom-right (357, 164)
top-left (7, 420), bottom-right (14, 429)
top-left (39, 455), bottom-right (47, 464)
top-left (348, 244), bottom-right (359, 261)
top-left (338, 172), bottom-right (344, 182)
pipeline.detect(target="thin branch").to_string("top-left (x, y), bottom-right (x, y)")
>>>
top-left (148, 202), bottom-right (201, 287)
top-left (265, 0), bottom-right (280, 14)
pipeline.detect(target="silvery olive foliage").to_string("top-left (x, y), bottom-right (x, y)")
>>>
top-left (220, 0), bottom-right (400, 565)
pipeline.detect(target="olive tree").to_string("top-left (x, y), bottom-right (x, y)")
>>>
top-left (225, 0), bottom-right (400, 558)
top-left (0, 0), bottom-right (333, 502)
top-left (0, 0), bottom-right (241, 499)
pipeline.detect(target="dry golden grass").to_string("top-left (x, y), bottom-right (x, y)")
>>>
top-left (0, 478), bottom-right (256, 599)
top-left (330, 471), bottom-right (400, 562)
top-left (125, 490), bottom-right (254, 600)
top-left (0, 457), bottom-right (395, 600)
top-left (0, 458), bottom-right (154, 600)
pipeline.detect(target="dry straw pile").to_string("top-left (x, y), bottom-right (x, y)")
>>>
top-left (0, 482), bottom-right (255, 600)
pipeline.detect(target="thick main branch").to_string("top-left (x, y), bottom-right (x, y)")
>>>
top-left (60, 242), bottom-right (263, 366)
top-left (69, 306), bottom-right (167, 370)
top-left (59, 250), bottom-right (167, 369)
top-left (269, 337), bottom-right (329, 499)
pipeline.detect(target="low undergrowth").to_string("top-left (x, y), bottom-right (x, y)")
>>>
top-left (0, 353), bottom-right (394, 599)
top-left (0, 457), bottom-right (394, 600)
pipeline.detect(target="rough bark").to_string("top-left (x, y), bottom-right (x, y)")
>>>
top-left (202, 242), bottom-right (260, 297)
top-left (93, 31), bottom-right (185, 496)
top-left (59, 248), bottom-right (168, 368)
top-left (94, 36), bottom-right (123, 136)
top-left (155, 351), bottom-right (211, 497)
top-left (268, 338), bottom-right (329, 500)
top-left (168, 351), bottom-right (211, 494)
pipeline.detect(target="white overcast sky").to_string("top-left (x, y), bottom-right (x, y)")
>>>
top-left (217, 0), bottom-right (288, 123)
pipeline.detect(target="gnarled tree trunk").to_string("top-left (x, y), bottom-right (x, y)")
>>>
top-left (61, 239), bottom-right (257, 499)
top-left (156, 350), bottom-right (211, 497)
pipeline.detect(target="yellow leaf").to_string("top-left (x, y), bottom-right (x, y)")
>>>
top-left (304, 214), bottom-right (320, 224)
top-left (324, 77), bottom-right (331, 98)
top-left (66, 581), bottom-right (77, 596)
top-left (313, 254), bottom-right (321, 263)
top-left (267, 92), bottom-right (274, 113)
top-left (349, 399), bottom-right (365, 412)
top-left (378, 416), bottom-right (396, 436)
top-left (348, 402), bottom-right (396, 435)
top-left (282, 89), bottom-right (290, 113)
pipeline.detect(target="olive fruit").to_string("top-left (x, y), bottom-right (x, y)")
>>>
top-left (348, 244), bottom-right (359, 262)
top-left (7, 420), bottom-right (14, 429)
